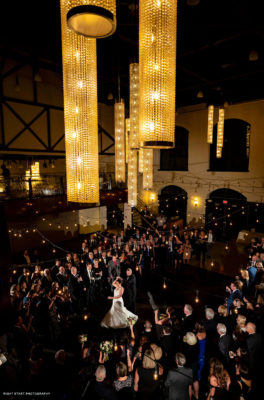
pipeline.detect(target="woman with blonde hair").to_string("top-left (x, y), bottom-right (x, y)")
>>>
top-left (232, 314), bottom-right (247, 347)
top-left (217, 305), bottom-right (229, 327)
top-left (182, 332), bottom-right (200, 399)
top-left (134, 348), bottom-right (162, 399)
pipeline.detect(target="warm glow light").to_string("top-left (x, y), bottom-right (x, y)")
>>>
top-left (139, 0), bottom-right (177, 148)
top-left (143, 190), bottom-right (156, 204)
top-left (127, 149), bottom-right (137, 207)
top-left (216, 108), bottom-right (225, 158)
top-left (60, 0), bottom-right (99, 203)
top-left (143, 149), bottom-right (153, 190)
top-left (193, 197), bottom-right (199, 207)
top-left (125, 118), bottom-right (130, 164)
top-left (138, 147), bottom-right (144, 173)
top-left (207, 105), bottom-right (214, 144)
top-left (129, 63), bottom-right (139, 149)
top-left (31, 162), bottom-right (40, 180)
top-left (66, 0), bottom-right (116, 39)
top-left (115, 100), bottom-right (126, 183)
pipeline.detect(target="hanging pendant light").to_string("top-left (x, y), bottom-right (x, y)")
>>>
top-left (207, 105), bottom-right (214, 144)
top-left (31, 162), bottom-right (40, 181)
top-left (127, 149), bottom-right (137, 207)
top-left (139, 0), bottom-right (177, 148)
top-left (60, 0), bottom-right (99, 203)
top-left (125, 118), bottom-right (130, 164)
top-left (138, 147), bottom-right (144, 173)
top-left (216, 108), bottom-right (225, 158)
top-left (114, 100), bottom-right (126, 183)
top-left (143, 149), bottom-right (153, 190)
top-left (129, 63), bottom-right (139, 149)
top-left (66, 0), bottom-right (116, 38)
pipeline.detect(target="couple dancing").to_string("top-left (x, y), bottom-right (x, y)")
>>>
top-left (101, 277), bottom-right (138, 329)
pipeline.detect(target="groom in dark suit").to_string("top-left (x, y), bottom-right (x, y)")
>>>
top-left (124, 268), bottom-right (137, 313)
top-left (108, 255), bottom-right (121, 283)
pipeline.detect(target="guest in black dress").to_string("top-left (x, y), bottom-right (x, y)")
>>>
top-left (181, 332), bottom-right (200, 400)
top-left (134, 348), bottom-right (162, 400)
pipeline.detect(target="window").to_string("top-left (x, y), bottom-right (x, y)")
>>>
top-left (209, 119), bottom-right (250, 172)
top-left (160, 126), bottom-right (189, 171)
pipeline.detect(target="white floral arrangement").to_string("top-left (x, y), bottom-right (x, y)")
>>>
top-left (127, 317), bottom-right (137, 325)
top-left (100, 340), bottom-right (113, 360)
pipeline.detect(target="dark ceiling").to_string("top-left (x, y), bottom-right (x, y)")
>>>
top-left (0, 0), bottom-right (264, 108)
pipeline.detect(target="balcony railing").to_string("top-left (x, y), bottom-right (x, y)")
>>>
top-left (0, 172), bottom-right (124, 199)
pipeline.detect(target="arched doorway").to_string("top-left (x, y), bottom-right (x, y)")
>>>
top-left (206, 188), bottom-right (247, 240)
top-left (159, 185), bottom-right (187, 222)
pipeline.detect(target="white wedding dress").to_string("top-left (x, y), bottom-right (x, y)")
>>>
top-left (101, 287), bottom-right (138, 329)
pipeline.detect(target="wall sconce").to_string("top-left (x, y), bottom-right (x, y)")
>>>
top-left (149, 192), bottom-right (156, 202)
top-left (143, 191), bottom-right (156, 204)
top-left (193, 197), bottom-right (199, 207)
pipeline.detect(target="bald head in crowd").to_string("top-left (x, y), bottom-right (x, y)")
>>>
top-left (246, 322), bottom-right (256, 335)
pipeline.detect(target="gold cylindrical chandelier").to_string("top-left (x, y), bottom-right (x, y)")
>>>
top-left (138, 147), bottom-right (144, 173)
top-left (139, 0), bottom-right (177, 148)
top-left (67, 0), bottom-right (116, 38)
top-left (60, 0), bottom-right (99, 203)
top-left (216, 108), bottom-right (225, 158)
top-left (115, 100), bottom-right (126, 183)
top-left (127, 149), bottom-right (137, 207)
top-left (207, 105), bottom-right (214, 144)
top-left (143, 149), bottom-right (153, 190)
top-left (129, 63), bottom-right (139, 150)
top-left (125, 118), bottom-right (130, 164)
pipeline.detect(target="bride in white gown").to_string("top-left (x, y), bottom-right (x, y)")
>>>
top-left (101, 277), bottom-right (138, 329)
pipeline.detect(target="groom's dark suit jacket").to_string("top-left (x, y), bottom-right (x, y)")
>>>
top-left (108, 260), bottom-right (121, 279)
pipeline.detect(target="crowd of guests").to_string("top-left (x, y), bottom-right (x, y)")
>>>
top-left (1, 215), bottom-right (264, 399)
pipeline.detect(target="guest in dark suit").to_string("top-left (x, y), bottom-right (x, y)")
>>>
top-left (18, 268), bottom-right (31, 288)
top-left (165, 352), bottom-right (193, 400)
top-left (217, 323), bottom-right (232, 364)
top-left (182, 304), bottom-right (195, 334)
top-left (82, 263), bottom-right (95, 307)
top-left (166, 236), bottom-right (175, 269)
top-left (93, 259), bottom-right (103, 299)
top-left (141, 206), bottom-right (151, 228)
top-left (91, 365), bottom-right (118, 400)
top-left (56, 266), bottom-right (68, 288)
top-left (246, 322), bottom-right (262, 375)
top-left (160, 325), bottom-right (177, 369)
top-left (206, 229), bottom-right (215, 259)
top-left (204, 308), bottom-right (217, 338)
top-left (108, 255), bottom-right (121, 284)
top-left (226, 281), bottom-right (242, 313)
top-left (41, 269), bottom-right (52, 291)
top-left (204, 307), bottom-right (218, 356)
top-left (50, 259), bottom-right (61, 280)
top-left (123, 268), bottom-right (137, 313)
top-left (68, 266), bottom-right (85, 312)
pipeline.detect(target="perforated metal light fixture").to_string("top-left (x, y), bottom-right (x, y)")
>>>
top-left (207, 105), bottom-right (214, 144)
top-left (139, 0), bottom-right (177, 148)
top-left (60, 0), bottom-right (99, 203)
top-left (216, 108), bottom-right (225, 158)
top-left (143, 149), bottom-right (153, 190)
top-left (129, 63), bottom-right (139, 149)
top-left (127, 149), bottom-right (137, 207)
top-left (115, 100), bottom-right (126, 183)
top-left (66, 0), bottom-right (116, 38)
